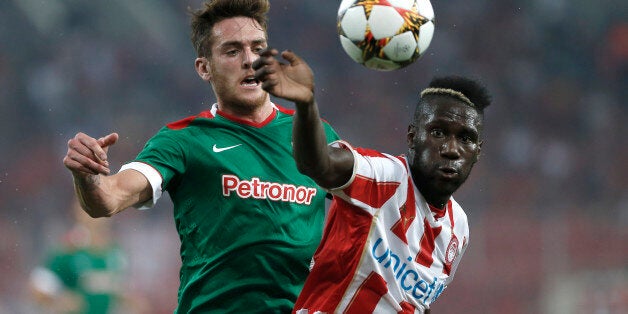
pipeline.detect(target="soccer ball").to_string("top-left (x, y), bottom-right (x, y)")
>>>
top-left (337, 0), bottom-right (435, 71)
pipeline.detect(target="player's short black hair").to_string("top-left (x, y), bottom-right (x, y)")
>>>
top-left (422, 75), bottom-right (492, 113)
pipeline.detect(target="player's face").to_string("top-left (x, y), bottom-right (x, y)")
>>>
top-left (407, 97), bottom-right (483, 208)
top-left (203, 17), bottom-right (269, 110)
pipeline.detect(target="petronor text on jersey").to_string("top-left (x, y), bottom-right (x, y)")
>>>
top-left (222, 174), bottom-right (317, 205)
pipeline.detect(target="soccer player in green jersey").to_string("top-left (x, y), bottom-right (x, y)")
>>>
top-left (62, 0), bottom-right (339, 312)
top-left (30, 200), bottom-right (129, 314)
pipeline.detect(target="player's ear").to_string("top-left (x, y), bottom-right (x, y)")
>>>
top-left (195, 57), bottom-right (212, 82)
top-left (406, 124), bottom-right (416, 148)
top-left (475, 140), bottom-right (483, 162)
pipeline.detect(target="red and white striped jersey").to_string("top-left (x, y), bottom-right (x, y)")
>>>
top-left (294, 142), bottom-right (470, 314)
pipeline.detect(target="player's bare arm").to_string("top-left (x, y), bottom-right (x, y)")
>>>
top-left (64, 132), bottom-right (152, 217)
top-left (292, 104), bottom-right (354, 189)
top-left (253, 49), bottom-right (353, 189)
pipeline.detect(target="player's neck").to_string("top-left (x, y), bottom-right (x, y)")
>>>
top-left (217, 101), bottom-right (274, 124)
top-left (423, 193), bottom-right (449, 210)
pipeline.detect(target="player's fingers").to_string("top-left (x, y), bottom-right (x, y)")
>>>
top-left (260, 78), bottom-right (279, 92)
top-left (281, 50), bottom-right (302, 66)
top-left (252, 48), bottom-right (278, 70)
top-left (66, 137), bottom-right (107, 167)
top-left (71, 145), bottom-right (108, 168)
top-left (76, 133), bottom-right (109, 162)
top-left (63, 158), bottom-right (99, 176)
top-left (98, 133), bottom-right (119, 148)
top-left (251, 57), bottom-right (269, 71)
top-left (63, 152), bottom-right (110, 175)
top-left (73, 150), bottom-right (110, 175)
top-left (98, 133), bottom-right (118, 155)
top-left (259, 47), bottom-right (278, 58)
top-left (254, 64), bottom-right (277, 84)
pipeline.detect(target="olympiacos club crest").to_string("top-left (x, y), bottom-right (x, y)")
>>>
top-left (445, 234), bottom-right (459, 266)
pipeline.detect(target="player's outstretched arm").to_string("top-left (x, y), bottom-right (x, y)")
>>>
top-left (63, 132), bottom-right (152, 217)
top-left (253, 49), bottom-right (353, 189)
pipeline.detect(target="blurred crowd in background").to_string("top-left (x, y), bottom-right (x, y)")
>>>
top-left (0, 0), bottom-right (626, 313)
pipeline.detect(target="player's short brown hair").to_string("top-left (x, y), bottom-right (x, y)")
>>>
top-left (190, 0), bottom-right (270, 57)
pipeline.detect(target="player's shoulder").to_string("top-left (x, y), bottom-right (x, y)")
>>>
top-left (347, 144), bottom-right (407, 182)
top-left (165, 110), bottom-right (215, 130)
top-left (449, 198), bottom-right (465, 213)
top-left (144, 111), bottom-right (216, 149)
top-left (275, 104), bottom-right (295, 116)
top-left (354, 147), bottom-right (406, 168)
top-left (275, 103), bottom-right (335, 127)
top-left (449, 198), bottom-right (470, 225)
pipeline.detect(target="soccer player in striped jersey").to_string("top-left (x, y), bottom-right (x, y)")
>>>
top-left (62, 1), bottom-right (339, 312)
top-left (254, 49), bottom-right (491, 313)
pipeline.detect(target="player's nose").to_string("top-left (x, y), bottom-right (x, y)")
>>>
top-left (242, 48), bottom-right (258, 69)
top-left (440, 137), bottom-right (461, 159)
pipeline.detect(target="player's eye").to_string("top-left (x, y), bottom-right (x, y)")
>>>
top-left (430, 129), bottom-right (445, 138)
top-left (459, 131), bottom-right (478, 145)
top-left (226, 49), bottom-right (239, 56)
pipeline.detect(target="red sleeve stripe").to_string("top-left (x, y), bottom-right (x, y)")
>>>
top-left (356, 147), bottom-right (388, 158)
top-left (166, 110), bottom-right (214, 130)
top-left (344, 174), bottom-right (400, 208)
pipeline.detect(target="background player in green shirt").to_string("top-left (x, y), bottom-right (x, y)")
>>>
top-left (29, 199), bottom-right (130, 314)
top-left (62, 0), bottom-right (339, 312)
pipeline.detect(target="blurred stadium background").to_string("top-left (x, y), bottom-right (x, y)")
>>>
top-left (0, 0), bottom-right (626, 313)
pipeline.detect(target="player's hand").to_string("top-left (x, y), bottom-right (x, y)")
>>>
top-left (63, 132), bottom-right (118, 176)
top-left (253, 48), bottom-right (314, 105)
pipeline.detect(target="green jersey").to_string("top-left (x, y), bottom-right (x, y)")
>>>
top-left (42, 233), bottom-right (126, 314)
top-left (123, 104), bottom-right (339, 313)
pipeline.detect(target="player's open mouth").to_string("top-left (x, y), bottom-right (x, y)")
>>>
top-left (241, 76), bottom-right (259, 87)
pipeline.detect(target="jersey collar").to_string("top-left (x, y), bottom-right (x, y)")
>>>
top-left (211, 103), bottom-right (278, 128)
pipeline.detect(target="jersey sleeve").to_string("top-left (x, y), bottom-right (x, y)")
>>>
top-left (322, 140), bottom-right (358, 191)
top-left (30, 266), bottom-right (64, 295)
top-left (120, 127), bottom-right (187, 208)
top-left (119, 162), bottom-right (163, 209)
top-left (328, 141), bottom-right (406, 212)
